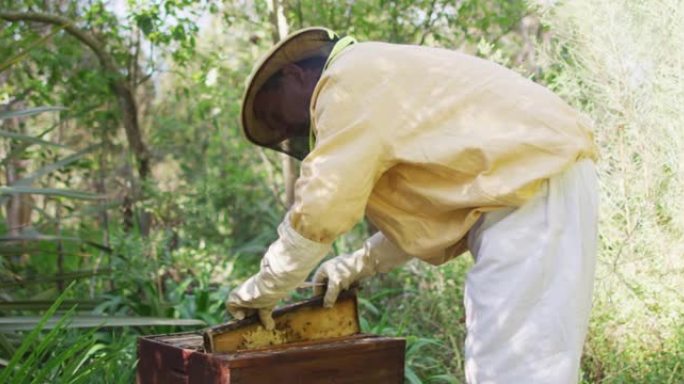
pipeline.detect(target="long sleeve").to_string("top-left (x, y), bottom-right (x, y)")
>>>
top-left (364, 231), bottom-right (414, 274)
top-left (289, 72), bottom-right (393, 243)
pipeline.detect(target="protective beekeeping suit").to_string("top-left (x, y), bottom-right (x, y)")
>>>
top-left (228, 27), bottom-right (599, 384)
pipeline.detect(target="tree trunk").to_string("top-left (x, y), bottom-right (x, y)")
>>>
top-left (0, 11), bottom-right (151, 181)
top-left (267, 0), bottom-right (297, 208)
top-left (2, 99), bottom-right (34, 264)
top-left (1, 11), bottom-right (153, 236)
top-left (2, 95), bottom-right (26, 237)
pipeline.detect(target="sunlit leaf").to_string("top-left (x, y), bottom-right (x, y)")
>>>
top-left (0, 122), bottom-right (61, 167)
top-left (0, 300), bottom-right (99, 311)
top-left (0, 143), bottom-right (102, 206)
top-left (405, 366), bottom-right (423, 384)
top-left (0, 316), bottom-right (205, 331)
top-left (0, 186), bottom-right (104, 200)
top-left (0, 269), bottom-right (112, 289)
top-left (7, 144), bottom-right (101, 188)
top-left (0, 129), bottom-right (67, 148)
top-left (0, 106), bottom-right (65, 120)
top-left (0, 233), bottom-right (81, 242)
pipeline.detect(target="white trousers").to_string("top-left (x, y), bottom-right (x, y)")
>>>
top-left (465, 159), bottom-right (599, 384)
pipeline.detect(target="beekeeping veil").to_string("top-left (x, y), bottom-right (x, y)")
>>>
top-left (241, 27), bottom-right (351, 160)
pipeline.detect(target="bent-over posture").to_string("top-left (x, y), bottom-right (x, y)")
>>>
top-left (227, 28), bottom-right (598, 384)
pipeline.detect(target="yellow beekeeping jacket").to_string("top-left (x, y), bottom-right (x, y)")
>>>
top-left (290, 42), bottom-right (597, 265)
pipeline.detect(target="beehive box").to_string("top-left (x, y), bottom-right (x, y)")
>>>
top-left (137, 332), bottom-right (405, 383)
top-left (137, 293), bottom-right (405, 384)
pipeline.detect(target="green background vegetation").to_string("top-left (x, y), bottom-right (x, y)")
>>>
top-left (1, 0), bottom-right (682, 382)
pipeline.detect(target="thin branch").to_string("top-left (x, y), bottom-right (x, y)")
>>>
top-left (489, 11), bottom-right (535, 46)
top-left (0, 11), bottom-right (151, 181)
top-left (415, 0), bottom-right (439, 45)
top-left (258, 148), bottom-right (286, 210)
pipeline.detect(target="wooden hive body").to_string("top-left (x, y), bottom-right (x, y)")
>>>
top-left (137, 293), bottom-right (405, 383)
top-left (137, 332), bottom-right (405, 383)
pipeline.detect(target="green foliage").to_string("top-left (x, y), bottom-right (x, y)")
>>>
top-left (128, 0), bottom-right (205, 64)
top-left (535, 0), bottom-right (684, 382)
top-left (285, 0), bottom-right (529, 48)
top-left (1, 0), bottom-right (681, 382)
top-left (0, 284), bottom-right (134, 384)
top-left (357, 257), bottom-right (471, 383)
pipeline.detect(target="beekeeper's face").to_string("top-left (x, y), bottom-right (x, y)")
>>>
top-left (253, 63), bottom-right (315, 140)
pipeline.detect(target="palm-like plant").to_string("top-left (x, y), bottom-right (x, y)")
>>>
top-left (0, 106), bottom-right (205, 381)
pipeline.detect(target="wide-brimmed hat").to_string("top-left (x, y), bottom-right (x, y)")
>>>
top-left (241, 27), bottom-right (340, 160)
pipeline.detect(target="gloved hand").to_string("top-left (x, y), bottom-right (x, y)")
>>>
top-left (226, 213), bottom-right (331, 329)
top-left (313, 232), bottom-right (413, 308)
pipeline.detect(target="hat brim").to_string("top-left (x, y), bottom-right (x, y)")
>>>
top-left (241, 27), bottom-right (338, 159)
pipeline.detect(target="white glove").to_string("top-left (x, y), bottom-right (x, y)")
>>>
top-left (313, 232), bottom-right (413, 308)
top-left (226, 213), bottom-right (331, 329)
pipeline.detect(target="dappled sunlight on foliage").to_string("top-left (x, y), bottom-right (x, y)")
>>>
top-left (0, 0), bottom-right (681, 382)
top-left (536, 1), bottom-right (684, 381)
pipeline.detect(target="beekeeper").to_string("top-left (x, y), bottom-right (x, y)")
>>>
top-left (227, 27), bottom-right (598, 384)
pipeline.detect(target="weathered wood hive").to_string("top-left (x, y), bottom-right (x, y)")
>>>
top-left (137, 292), bottom-right (406, 383)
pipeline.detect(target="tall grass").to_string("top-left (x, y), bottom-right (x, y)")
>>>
top-left (360, 257), bottom-right (472, 383)
top-left (0, 283), bottom-right (135, 384)
top-left (534, 1), bottom-right (684, 381)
